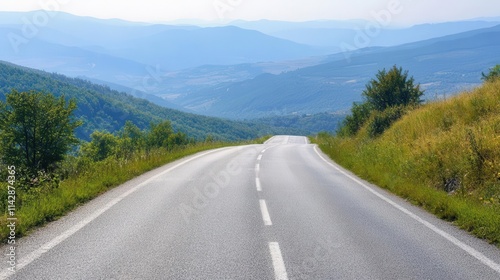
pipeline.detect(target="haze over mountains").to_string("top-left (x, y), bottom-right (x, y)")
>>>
top-left (231, 19), bottom-right (500, 48)
top-left (184, 24), bottom-right (500, 118)
top-left (1, 11), bottom-right (499, 122)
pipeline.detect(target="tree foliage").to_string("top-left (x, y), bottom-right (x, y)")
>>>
top-left (147, 121), bottom-right (174, 149)
top-left (363, 65), bottom-right (424, 111)
top-left (367, 105), bottom-right (406, 137)
top-left (80, 131), bottom-right (118, 162)
top-left (80, 120), bottom-right (190, 162)
top-left (116, 121), bottom-right (145, 159)
top-left (0, 90), bottom-right (82, 177)
top-left (482, 65), bottom-right (500, 82)
top-left (338, 66), bottom-right (423, 137)
top-left (337, 102), bottom-right (372, 137)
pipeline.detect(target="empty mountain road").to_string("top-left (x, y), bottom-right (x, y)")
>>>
top-left (2, 136), bottom-right (500, 279)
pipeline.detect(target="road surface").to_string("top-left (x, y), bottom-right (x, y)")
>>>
top-left (2, 135), bottom-right (500, 279)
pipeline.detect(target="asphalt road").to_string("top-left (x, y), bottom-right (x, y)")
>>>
top-left (2, 135), bottom-right (500, 279)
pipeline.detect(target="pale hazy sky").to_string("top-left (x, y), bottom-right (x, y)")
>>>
top-left (1, 0), bottom-right (499, 25)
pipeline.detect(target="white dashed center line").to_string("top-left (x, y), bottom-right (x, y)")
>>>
top-left (259, 199), bottom-right (273, 226)
top-left (269, 242), bottom-right (289, 280)
top-left (257, 141), bottom-right (289, 280)
top-left (256, 177), bottom-right (262, 192)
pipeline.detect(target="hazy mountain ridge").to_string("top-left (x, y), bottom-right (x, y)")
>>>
top-left (0, 11), bottom-right (324, 74)
top-left (1, 11), bottom-right (499, 123)
top-left (2, 12), bottom-right (498, 98)
top-left (234, 19), bottom-right (500, 48)
top-left (176, 24), bottom-right (500, 119)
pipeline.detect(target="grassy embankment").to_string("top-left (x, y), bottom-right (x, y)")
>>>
top-left (0, 136), bottom-right (270, 241)
top-left (315, 80), bottom-right (500, 245)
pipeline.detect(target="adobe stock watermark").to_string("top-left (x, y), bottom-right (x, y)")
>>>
top-left (105, 64), bottom-right (168, 123)
top-left (340, 0), bottom-right (406, 62)
top-left (178, 147), bottom-right (258, 224)
top-left (131, 64), bottom-right (167, 95)
top-left (7, 0), bottom-right (72, 54)
top-left (5, 165), bottom-right (17, 273)
top-left (178, 157), bottom-right (241, 224)
top-left (213, 0), bottom-right (244, 20)
top-left (290, 236), bottom-right (342, 280)
top-left (81, 62), bottom-right (169, 124)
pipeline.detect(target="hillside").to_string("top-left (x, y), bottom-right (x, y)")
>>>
top-left (0, 61), bottom-right (277, 141)
top-left (316, 79), bottom-right (500, 243)
top-left (175, 24), bottom-right (500, 119)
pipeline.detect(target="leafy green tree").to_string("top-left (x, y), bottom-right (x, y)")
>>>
top-left (337, 66), bottom-right (423, 137)
top-left (81, 131), bottom-right (118, 161)
top-left (0, 90), bottom-right (82, 177)
top-left (167, 132), bottom-right (190, 150)
top-left (146, 121), bottom-right (173, 149)
top-left (337, 102), bottom-right (372, 137)
top-left (116, 121), bottom-right (145, 158)
top-left (120, 121), bottom-right (144, 142)
top-left (482, 65), bottom-right (500, 82)
top-left (204, 134), bottom-right (216, 143)
top-left (363, 65), bottom-right (424, 111)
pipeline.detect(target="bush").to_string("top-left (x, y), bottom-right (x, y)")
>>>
top-left (337, 65), bottom-right (423, 137)
top-left (337, 102), bottom-right (373, 137)
top-left (363, 65), bottom-right (424, 111)
top-left (482, 65), bottom-right (500, 83)
top-left (367, 106), bottom-right (406, 138)
top-left (80, 131), bottom-right (118, 162)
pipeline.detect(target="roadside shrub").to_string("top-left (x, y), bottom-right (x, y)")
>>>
top-left (367, 106), bottom-right (406, 137)
top-left (337, 102), bottom-right (373, 137)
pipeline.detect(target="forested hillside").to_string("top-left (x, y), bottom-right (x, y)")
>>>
top-left (0, 61), bottom-right (275, 141)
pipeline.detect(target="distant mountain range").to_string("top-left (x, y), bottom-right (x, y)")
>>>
top-left (1, 11), bottom-right (499, 122)
top-left (172, 24), bottom-right (500, 118)
top-left (0, 11), bottom-right (323, 81)
top-left (230, 19), bottom-right (500, 49)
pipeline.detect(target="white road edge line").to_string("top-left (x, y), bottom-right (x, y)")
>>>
top-left (0, 147), bottom-right (231, 279)
top-left (260, 199), bottom-right (273, 226)
top-left (256, 177), bottom-right (262, 192)
top-left (269, 242), bottom-right (289, 280)
top-left (313, 145), bottom-right (500, 275)
top-left (264, 137), bottom-right (275, 145)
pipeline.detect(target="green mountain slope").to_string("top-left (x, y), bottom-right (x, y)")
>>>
top-left (0, 61), bottom-right (271, 141)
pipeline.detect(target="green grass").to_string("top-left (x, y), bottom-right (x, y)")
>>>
top-left (0, 136), bottom-right (271, 241)
top-left (314, 80), bottom-right (500, 245)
